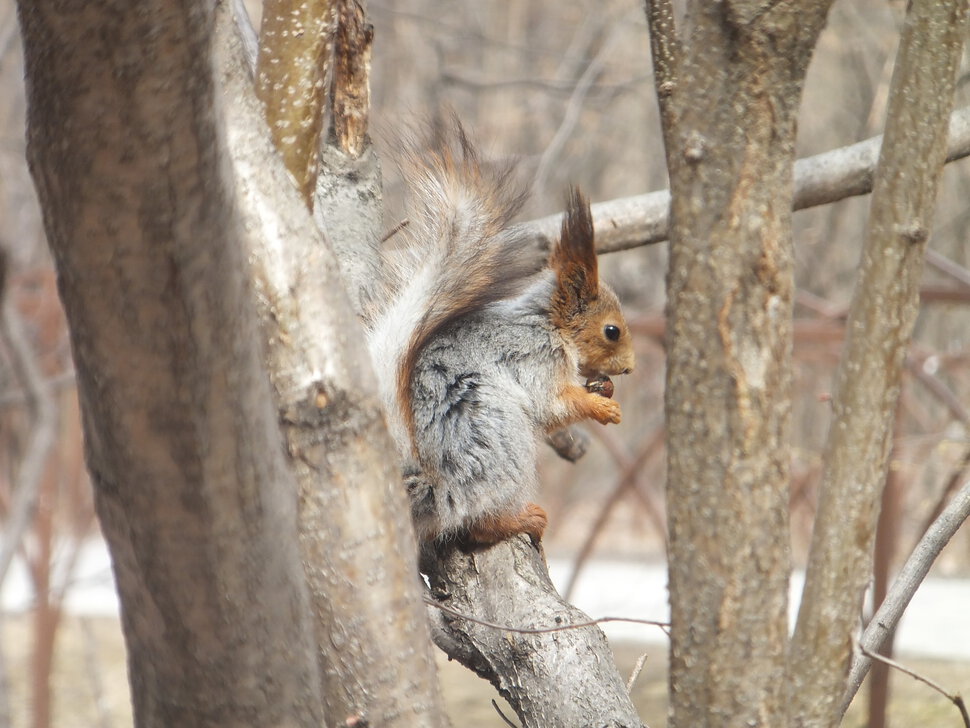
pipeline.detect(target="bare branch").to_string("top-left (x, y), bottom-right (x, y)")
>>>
top-left (533, 31), bottom-right (613, 198)
top-left (492, 700), bottom-right (519, 728)
top-left (789, 3), bottom-right (970, 722)
top-left (517, 105), bottom-right (970, 257)
top-left (422, 538), bottom-right (645, 728)
top-left (217, 9), bottom-right (447, 724)
top-left (858, 646), bottom-right (970, 728)
top-left (643, 0), bottom-right (682, 156)
top-left (626, 653), bottom-right (650, 694)
top-left (926, 247), bottom-right (970, 289)
top-left (840, 478), bottom-right (970, 713)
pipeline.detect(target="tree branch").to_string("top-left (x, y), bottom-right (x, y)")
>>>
top-left (421, 538), bottom-right (645, 728)
top-left (788, 2), bottom-right (970, 724)
top-left (255, 0), bottom-right (337, 207)
top-left (857, 647), bottom-right (970, 728)
top-left (217, 7), bottom-right (448, 724)
top-left (517, 105), bottom-right (970, 257)
top-left (840, 478), bottom-right (970, 714)
top-left (643, 0), bottom-right (682, 158)
top-left (330, 0), bottom-right (372, 159)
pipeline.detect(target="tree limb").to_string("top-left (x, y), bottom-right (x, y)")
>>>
top-left (216, 7), bottom-right (448, 725)
top-left (255, 0), bottom-right (337, 207)
top-left (421, 538), bottom-right (645, 728)
top-left (787, 2), bottom-right (970, 724)
top-left (517, 104), bottom-right (970, 257)
top-left (840, 478), bottom-right (970, 714)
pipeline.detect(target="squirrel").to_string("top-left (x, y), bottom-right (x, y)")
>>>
top-left (367, 125), bottom-right (635, 546)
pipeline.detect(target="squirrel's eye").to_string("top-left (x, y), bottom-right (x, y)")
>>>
top-left (604, 324), bottom-right (620, 342)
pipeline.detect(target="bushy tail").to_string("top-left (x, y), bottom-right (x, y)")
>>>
top-left (369, 122), bottom-right (537, 448)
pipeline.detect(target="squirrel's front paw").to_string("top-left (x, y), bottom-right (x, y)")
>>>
top-left (590, 395), bottom-right (622, 425)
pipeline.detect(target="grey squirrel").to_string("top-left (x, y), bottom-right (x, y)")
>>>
top-left (367, 125), bottom-right (635, 545)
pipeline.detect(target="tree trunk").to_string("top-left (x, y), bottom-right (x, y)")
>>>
top-left (787, 2), bottom-right (969, 724)
top-left (216, 8), bottom-right (449, 725)
top-left (652, 2), bottom-right (832, 725)
top-left (16, 2), bottom-right (325, 725)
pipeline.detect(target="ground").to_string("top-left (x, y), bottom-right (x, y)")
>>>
top-left (2, 615), bottom-right (969, 727)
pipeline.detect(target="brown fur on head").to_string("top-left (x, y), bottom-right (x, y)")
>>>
top-left (550, 188), bottom-right (635, 378)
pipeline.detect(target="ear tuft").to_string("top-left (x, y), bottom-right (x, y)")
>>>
top-left (551, 187), bottom-right (598, 303)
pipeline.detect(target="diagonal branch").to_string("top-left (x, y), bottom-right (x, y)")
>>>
top-left (840, 478), bottom-right (970, 714)
top-left (787, 2), bottom-right (970, 724)
top-left (422, 538), bottom-right (645, 728)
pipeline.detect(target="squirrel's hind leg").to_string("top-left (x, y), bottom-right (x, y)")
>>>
top-left (464, 503), bottom-right (548, 546)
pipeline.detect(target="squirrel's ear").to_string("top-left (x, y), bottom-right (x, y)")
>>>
top-left (551, 187), bottom-right (598, 304)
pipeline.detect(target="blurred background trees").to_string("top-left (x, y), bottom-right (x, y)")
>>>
top-left (2, 0), bottom-right (970, 726)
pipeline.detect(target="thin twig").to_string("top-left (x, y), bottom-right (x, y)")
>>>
top-left (380, 218), bottom-right (410, 244)
top-left (926, 248), bottom-right (970, 290)
top-left (533, 27), bottom-right (615, 198)
top-left (918, 444), bottom-right (970, 537)
top-left (424, 596), bottom-right (670, 636)
top-left (626, 652), bottom-right (649, 694)
top-left (491, 700), bottom-right (519, 728)
top-left (860, 646), bottom-right (970, 728)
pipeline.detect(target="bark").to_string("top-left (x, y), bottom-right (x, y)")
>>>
top-left (217, 7), bottom-right (449, 726)
top-left (423, 538), bottom-right (644, 728)
top-left (330, 0), bottom-right (372, 159)
top-left (654, 2), bottom-right (832, 726)
top-left (256, 0), bottom-right (337, 207)
top-left (788, 8), bottom-right (969, 723)
top-left (16, 1), bottom-right (325, 726)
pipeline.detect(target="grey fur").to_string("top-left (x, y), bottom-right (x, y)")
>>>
top-left (405, 274), bottom-right (578, 539)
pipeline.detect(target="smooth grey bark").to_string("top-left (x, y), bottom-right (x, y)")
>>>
top-left (16, 1), bottom-right (325, 725)
top-left (216, 7), bottom-right (449, 726)
top-left (787, 2), bottom-right (970, 725)
top-left (423, 538), bottom-right (645, 728)
top-left (651, 2), bottom-right (833, 725)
